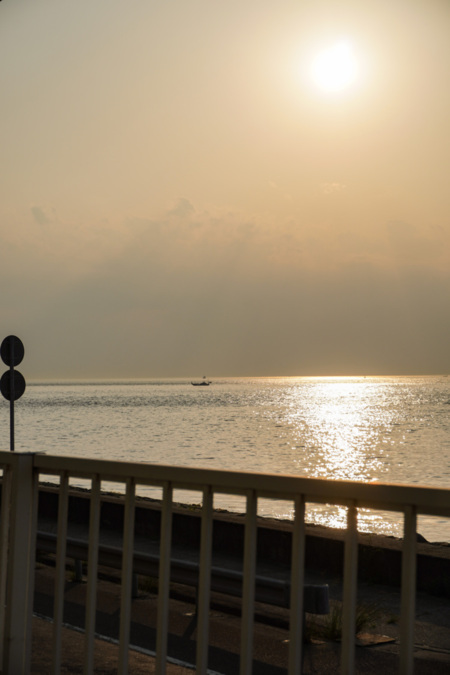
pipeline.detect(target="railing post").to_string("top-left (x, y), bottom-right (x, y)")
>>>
top-left (288, 494), bottom-right (306, 675)
top-left (241, 490), bottom-right (257, 675)
top-left (0, 466), bottom-right (13, 667)
top-left (118, 477), bottom-right (136, 675)
top-left (155, 482), bottom-right (173, 675)
top-left (400, 505), bottom-right (417, 675)
top-left (3, 453), bottom-right (38, 675)
top-left (196, 485), bottom-right (213, 675)
top-left (341, 502), bottom-right (358, 675)
top-left (52, 471), bottom-right (69, 675)
top-left (84, 474), bottom-right (102, 675)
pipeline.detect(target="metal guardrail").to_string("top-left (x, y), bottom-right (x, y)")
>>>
top-left (35, 529), bottom-right (330, 613)
top-left (0, 450), bottom-right (449, 674)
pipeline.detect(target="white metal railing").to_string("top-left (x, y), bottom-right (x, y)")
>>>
top-left (0, 450), bottom-right (449, 674)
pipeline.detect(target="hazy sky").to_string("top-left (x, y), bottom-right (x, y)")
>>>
top-left (2, 0), bottom-right (450, 379)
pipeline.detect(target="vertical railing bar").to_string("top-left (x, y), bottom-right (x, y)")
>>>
top-left (155, 482), bottom-right (173, 675)
top-left (240, 489), bottom-right (257, 675)
top-left (341, 502), bottom-right (358, 675)
top-left (83, 474), bottom-right (101, 675)
top-left (52, 472), bottom-right (69, 674)
top-left (288, 494), bottom-right (306, 675)
top-left (400, 505), bottom-right (417, 675)
top-left (196, 485), bottom-right (214, 675)
top-left (118, 477), bottom-right (136, 675)
top-left (0, 466), bottom-right (12, 666)
top-left (3, 454), bottom-right (36, 674)
top-left (24, 467), bottom-right (39, 675)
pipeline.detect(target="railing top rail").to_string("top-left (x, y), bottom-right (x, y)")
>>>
top-left (0, 450), bottom-right (449, 516)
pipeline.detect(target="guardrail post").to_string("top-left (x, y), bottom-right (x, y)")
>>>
top-left (3, 453), bottom-right (38, 675)
top-left (73, 559), bottom-right (83, 582)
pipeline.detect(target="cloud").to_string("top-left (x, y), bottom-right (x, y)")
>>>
top-left (31, 206), bottom-right (52, 226)
top-left (268, 180), bottom-right (292, 201)
top-left (320, 182), bottom-right (347, 195)
top-left (2, 199), bottom-right (450, 378)
top-left (167, 197), bottom-right (196, 219)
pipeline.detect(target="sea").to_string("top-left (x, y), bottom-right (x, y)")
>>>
top-left (3, 376), bottom-right (450, 543)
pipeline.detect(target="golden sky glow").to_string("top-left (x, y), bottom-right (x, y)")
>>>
top-left (1, 0), bottom-right (450, 378)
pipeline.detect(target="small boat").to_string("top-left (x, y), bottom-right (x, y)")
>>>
top-left (191, 376), bottom-right (211, 386)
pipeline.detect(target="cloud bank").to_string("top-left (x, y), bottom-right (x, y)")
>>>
top-left (1, 199), bottom-right (449, 379)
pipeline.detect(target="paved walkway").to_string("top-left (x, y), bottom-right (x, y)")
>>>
top-left (30, 559), bottom-right (450, 674)
top-left (31, 616), bottom-right (193, 674)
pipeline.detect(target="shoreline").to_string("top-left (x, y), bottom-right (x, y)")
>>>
top-left (38, 483), bottom-right (450, 598)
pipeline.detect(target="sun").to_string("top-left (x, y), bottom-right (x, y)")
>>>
top-left (310, 40), bottom-right (359, 93)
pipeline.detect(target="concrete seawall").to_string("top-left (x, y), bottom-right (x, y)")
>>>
top-left (38, 485), bottom-right (450, 598)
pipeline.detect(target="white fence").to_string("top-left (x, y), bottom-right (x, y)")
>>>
top-left (0, 450), bottom-right (449, 674)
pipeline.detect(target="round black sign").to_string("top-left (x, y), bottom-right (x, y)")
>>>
top-left (0, 370), bottom-right (26, 401)
top-left (1, 335), bottom-right (24, 367)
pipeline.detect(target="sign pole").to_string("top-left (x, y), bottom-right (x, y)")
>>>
top-left (9, 341), bottom-right (15, 451)
top-left (0, 336), bottom-right (26, 452)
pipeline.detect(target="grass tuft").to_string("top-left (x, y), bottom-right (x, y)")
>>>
top-left (307, 601), bottom-right (383, 642)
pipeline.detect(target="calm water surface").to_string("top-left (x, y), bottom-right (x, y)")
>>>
top-left (4, 376), bottom-right (450, 542)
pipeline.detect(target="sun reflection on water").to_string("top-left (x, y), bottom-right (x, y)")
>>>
top-left (267, 377), bottom-right (408, 536)
top-left (283, 378), bottom-right (389, 482)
